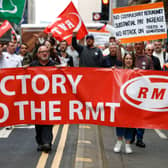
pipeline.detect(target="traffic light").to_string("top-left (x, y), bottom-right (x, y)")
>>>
top-left (101, 0), bottom-right (110, 21)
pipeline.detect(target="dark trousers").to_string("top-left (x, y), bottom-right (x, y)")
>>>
top-left (116, 127), bottom-right (134, 141)
top-left (137, 128), bottom-right (145, 141)
top-left (132, 128), bottom-right (145, 141)
top-left (35, 125), bottom-right (53, 145)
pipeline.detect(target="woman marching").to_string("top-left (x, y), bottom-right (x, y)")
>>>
top-left (113, 52), bottom-right (136, 154)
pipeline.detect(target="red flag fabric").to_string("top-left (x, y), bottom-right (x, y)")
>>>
top-left (44, 2), bottom-right (88, 44)
top-left (0, 20), bottom-right (12, 38)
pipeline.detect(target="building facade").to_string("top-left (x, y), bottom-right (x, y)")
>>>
top-left (26, 0), bottom-right (113, 24)
top-left (25, 0), bottom-right (167, 26)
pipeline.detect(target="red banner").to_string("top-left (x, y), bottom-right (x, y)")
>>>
top-left (0, 67), bottom-right (168, 129)
top-left (44, 2), bottom-right (88, 44)
top-left (0, 20), bottom-right (12, 38)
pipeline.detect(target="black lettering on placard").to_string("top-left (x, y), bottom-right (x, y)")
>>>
top-left (115, 20), bottom-right (136, 28)
top-left (113, 15), bottom-right (120, 20)
top-left (146, 25), bottom-right (158, 29)
top-left (114, 7), bottom-right (165, 38)
top-left (146, 16), bottom-right (164, 23)
top-left (121, 11), bottom-right (143, 19)
top-left (116, 31), bottom-right (122, 37)
top-left (144, 9), bottom-right (163, 15)
top-left (123, 29), bottom-right (137, 35)
top-left (146, 29), bottom-right (166, 34)
top-left (137, 19), bottom-right (144, 25)
top-left (138, 29), bottom-right (144, 34)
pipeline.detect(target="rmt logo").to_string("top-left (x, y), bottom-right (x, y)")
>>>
top-left (120, 75), bottom-right (168, 112)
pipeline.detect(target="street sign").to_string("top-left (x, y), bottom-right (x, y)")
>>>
top-left (92, 12), bottom-right (101, 21)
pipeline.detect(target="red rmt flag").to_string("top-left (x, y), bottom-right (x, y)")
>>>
top-left (0, 20), bottom-right (12, 38)
top-left (44, 2), bottom-right (88, 44)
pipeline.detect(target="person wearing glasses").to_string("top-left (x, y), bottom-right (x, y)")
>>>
top-left (30, 45), bottom-right (56, 153)
top-left (145, 43), bottom-right (161, 70)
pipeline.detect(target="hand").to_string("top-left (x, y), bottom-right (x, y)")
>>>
top-left (72, 31), bottom-right (78, 37)
top-left (55, 63), bottom-right (67, 68)
top-left (22, 64), bottom-right (30, 69)
top-left (55, 64), bottom-right (64, 68)
top-left (116, 39), bottom-right (122, 47)
top-left (33, 34), bottom-right (40, 44)
top-left (48, 32), bottom-right (53, 38)
top-left (61, 52), bottom-right (67, 58)
top-left (33, 34), bottom-right (39, 39)
top-left (134, 67), bottom-right (139, 70)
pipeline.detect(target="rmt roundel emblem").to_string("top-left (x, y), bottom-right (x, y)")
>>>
top-left (120, 75), bottom-right (168, 112)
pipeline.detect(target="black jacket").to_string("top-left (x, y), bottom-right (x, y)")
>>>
top-left (30, 59), bottom-right (56, 67)
top-left (102, 55), bottom-right (122, 67)
top-left (72, 36), bottom-right (103, 67)
top-left (57, 52), bottom-right (74, 67)
top-left (151, 55), bottom-right (161, 70)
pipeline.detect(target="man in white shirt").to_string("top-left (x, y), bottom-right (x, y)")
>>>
top-left (3, 41), bottom-right (22, 68)
top-left (153, 40), bottom-right (168, 69)
top-left (1, 41), bottom-right (22, 130)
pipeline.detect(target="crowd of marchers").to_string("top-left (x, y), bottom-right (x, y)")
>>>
top-left (0, 31), bottom-right (167, 153)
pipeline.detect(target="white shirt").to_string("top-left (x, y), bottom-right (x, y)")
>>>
top-left (17, 54), bottom-right (24, 62)
top-left (2, 52), bottom-right (22, 68)
top-left (103, 47), bottom-right (125, 57)
top-left (0, 53), bottom-right (10, 69)
top-left (102, 48), bottom-right (110, 56)
top-left (58, 56), bottom-right (69, 67)
top-left (66, 46), bottom-right (79, 67)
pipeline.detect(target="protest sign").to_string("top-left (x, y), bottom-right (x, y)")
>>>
top-left (1, 67), bottom-right (168, 130)
top-left (88, 29), bottom-right (111, 48)
top-left (113, 2), bottom-right (167, 43)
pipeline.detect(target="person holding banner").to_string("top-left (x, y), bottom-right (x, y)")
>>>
top-left (153, 40), bottom-right (168, 69)
top-left (3, 41), bottom-right (22, 68)
top-left (134, 42), bottom-right (153, 70)
top-left (131, 41), bottom-right (153, 148)
top-left (113, 53), bottom-right (135, 154)
top-left (30, 45), bottom-right (56, 153)
top-left (0, 41), bottom-right (22, 130)
top-left (145, 44), bottom-right (161, 70)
